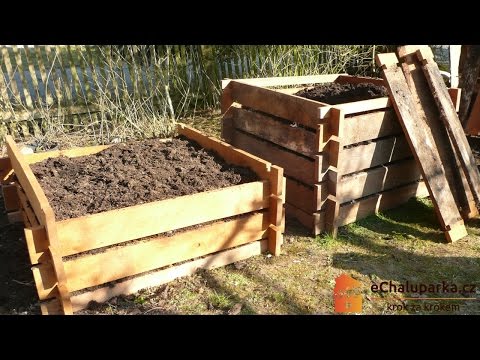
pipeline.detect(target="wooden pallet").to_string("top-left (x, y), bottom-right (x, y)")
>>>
top-left (377, 49), bottom-right (468, 242)
top-left (1, 123), bottom-right (286, 315)
top-left (221, 74), bottom-right (460, 236)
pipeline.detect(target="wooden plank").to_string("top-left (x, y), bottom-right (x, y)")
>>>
top-left (339, 159), bottom-right (421, 203)
top-left (44, 46), bottom-right (64, 105)
top-left (337, 181), bottom-right (429, 227)
top-left (223, 81), bottom-right (324, 129)
top-left (285, 178), bottom-right (326, 213)
top-left (2, 184), bottom-right (20, 211)
top-left (448, 88), bottom-right (461, 112)
top-left (24, 144), bottom-right (111, 164)
top-left (228, 129), bottom-right (319, 184)
top-left (60, 240), bottom-right (267, 313)
top-left (465, 92), bottom-right (480, 135)
top-left (12, 46), bottom-right (34, 109)
top-left (221, 74), bottom-right (345, 89)
top-left (1, 47), bottom-right (20, 105)
top-left (54, 45), bottom-right (73, 106)
top-left (334, 75), bottom-right (386, 87)
top-left (418, 50), bottom-right (480, 207)
top-left (24, 226), bottom-right (47, 265)
top-left (17, 185), bottom-right (40, 228)
top-left (341, 110), bottom-right (402, 145)
top-left (376, 52), bottom-right (465, 234)
top-left (66, 46), bottom-right (84, 103)
top-left (339, 135), bottom-right (412, 175)
top-left (319, 97), bottom-right (391, 119)
top-left (57, 180), bottom-right (269, 256)
top-left (64, 213), bottom-right (268, 292)
top-left (285, 202), bottom-right (325, 235)
top-left (33, 46), bottom-right (54, 106)
top-left (400, 48), bottom-right (478, 222)
top-left (458, 45), bottom-right (480, 125)
top-left (222, 105), bottom-right (319, 157)
top-left (0, 157), bottom-right (12, 183)
top-left (7, 210), bottom-right (23, 223)
top-left (177, 123), bottom-right (272, 180)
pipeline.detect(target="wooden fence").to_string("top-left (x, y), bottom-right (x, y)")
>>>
top-left (0, 45), bottom-right (395, 140)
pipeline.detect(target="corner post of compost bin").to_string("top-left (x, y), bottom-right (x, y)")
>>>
top-left (268, 165), bottom-right (284, 256)
top-left (221, 81), bottom-right (234, 114)
top-left (323, 108), bottom-right (344, 238)
top-left (41, 208), bottom-right (73, 315)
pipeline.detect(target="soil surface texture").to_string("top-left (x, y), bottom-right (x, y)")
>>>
top-left (294, 82), bottom-right (388, 105)
top-left (31, 136), bottom-right (258, 221)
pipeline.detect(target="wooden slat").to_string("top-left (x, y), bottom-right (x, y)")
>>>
top-left (1, 47), bottom-right (20, 105)
top-left (339, 159), bottom-right (421, 203)
top-left (54, 45), bottom-right (73, 105)
top-left (0, 157), bottom-right (13, 184)
top-left (67, 239), bottom-right (267, 313)
top-left (285, 202), bottom-right (325, 235)
top-left (341, 110), bottom-right (402, 145)
top-left (334, 74), bottom-right (386, 87)
top-left (223, 80), bottom-right (324, 129)
top-left (221, 74), bottom-right (345, 89)
top-left (33, 46), bottom-right (54, 106)
top-left (319, 97), bottom-right (391, 119)
top-left (448, 88), bottom-right (461, 112)
top-left (337, 181), bottom-right (429, 227)
top-left (222, 105), bottom-right (319, 157)
top-left (12, 46), bottom-right (34, 109)
top-left (177, 123), bottom-right (272, 180)
top-left (377, 52), bottom-right (465, 235)
top-left (24, 226), bottom-right (48, 265)
top-left (286, 178), bottom-right (326, 213)
top-left (57, 180), bottom-right (269, 256)
top-left (64, 213), bottom-right (268, 292)
top-left (44, 46), bottom-right (64, 105)
top-left (2, 184), bottom-right (20, 211)
top-left (7, 211), bottom-right (23, 223)
top-left (465, 91), bottom-right (480, 135)
top-left (339, 136), bottom-right (412, 175)
top-left (66, 46), bottom-right (84, 103)
top-left (24, 144), bottom-right (111, 164)
top-left (418, 50), bottom-right (480, 207)
top-left (17, 184), bottom-right (40, 228)
top-left (228, 129), bottom-right (319, 184)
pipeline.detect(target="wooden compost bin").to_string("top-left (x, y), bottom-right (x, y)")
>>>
top-left (0, 124), bottom-right (285, 315)
top-left (221, 74), bottom-right (461, 236)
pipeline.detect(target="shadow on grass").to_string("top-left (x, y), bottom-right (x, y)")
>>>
top-left (332, 198), bottom-right (480, 314)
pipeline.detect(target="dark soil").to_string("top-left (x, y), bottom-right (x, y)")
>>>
top-left (31, 136), bottom-right (259, 221)
top-left (294, 82), bottom-right (388, 105)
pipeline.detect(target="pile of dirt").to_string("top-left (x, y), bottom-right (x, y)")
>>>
top-left (294, 82), bottom-right (388, 105)
top-left (31, 136), bottom-right (259, 221)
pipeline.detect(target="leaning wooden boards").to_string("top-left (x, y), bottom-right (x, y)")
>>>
top-left (376, 47), bottom-right (478, 242)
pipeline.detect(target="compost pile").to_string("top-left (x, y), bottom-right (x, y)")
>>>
top-left (294, 82), bottom-right (388, 104)
top-left (31, 136), bottom-right (258, 221)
